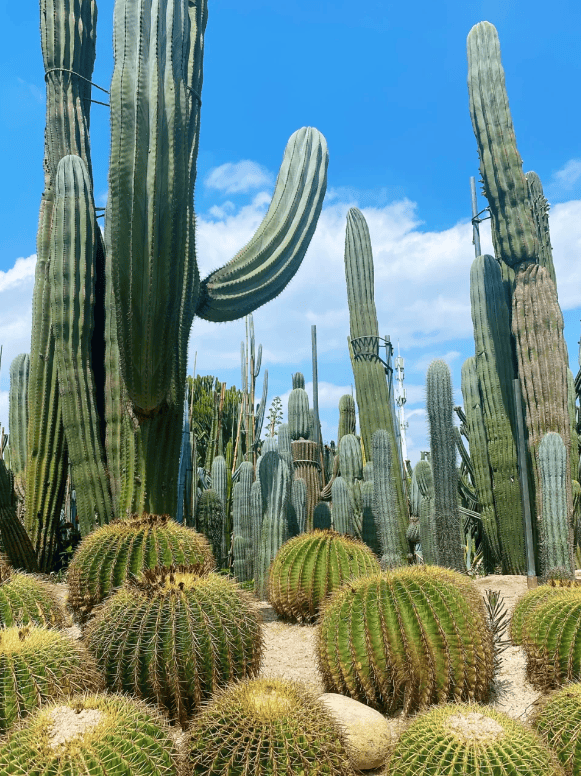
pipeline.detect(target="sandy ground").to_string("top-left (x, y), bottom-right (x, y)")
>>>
top-left (44, 573), bottom-right (555, 774)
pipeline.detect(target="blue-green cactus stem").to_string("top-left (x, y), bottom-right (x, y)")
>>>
top-left (255, 451), bottom-right (290, 599)
top-left (538, 432), bottom-right (575, 581)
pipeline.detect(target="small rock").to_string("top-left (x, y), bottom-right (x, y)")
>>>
top-left (318, 693), bottom-right (393, 770)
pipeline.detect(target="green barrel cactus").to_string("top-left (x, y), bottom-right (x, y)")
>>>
top-left (530, 681), bottom-right (581, 776)
top-left (85, 565), bottom-right (263, 727)
top-left (66, 512), bottom-right (215, 621)
top-left (385, 701), bottom-right (565, 776)
top-left (195, 489), bottom-right (225, 568)
top-left (426, 359), bottom-right (465, 572)
top-left (0, 692), bottom-right (185, 776)
top-left (268, 529), bottom-right (380, 623)
top-left (316, 565), bottom-right (495, 715)
top-left (538, 432), bottom-right (575, 581)
top-left (522, 589), bottom-right (581, 691)
top-left (0, 625), bottom-right (103, 734)
top-left (188, 677), bottom-right (356, 776)
top-left (510, 579), bottom-right (581, 646)
top-left (0, 565), bottom-right (66, 628)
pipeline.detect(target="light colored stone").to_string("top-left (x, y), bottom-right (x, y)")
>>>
top-left (318, 692), bottom-right (393, 770)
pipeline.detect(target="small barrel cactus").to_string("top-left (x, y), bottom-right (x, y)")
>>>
top-left (268, 529), bottom-right (381, 623)
top-left (316, 565), bottom-right (495, 715)
top-left (0, 625), bottom-right (103, 734)
top-left (84, 565), bottom-right (263, 727)
top-left (0, 565), bottom-right (66, 628)
top-left (529, 680), bottom-right (581, 776)
top-left (510, 580), bottom-right (581, 645)
top-left (66, 512), bottom-right (215, 621)
top-left (521, 588), bottom-right (581, 691)
top-left (385, 701), bottom-right (565, 775)
top-left (0, 692), bottom-right (185, 775)
top-left (188, 677), bottom-right (356, 776)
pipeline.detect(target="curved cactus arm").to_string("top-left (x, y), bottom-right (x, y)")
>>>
top-left (195, 127), bottom-right (329, 322)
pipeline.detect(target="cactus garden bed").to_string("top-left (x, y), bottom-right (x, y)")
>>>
top-left (39, 572), bottom-right (555, 775)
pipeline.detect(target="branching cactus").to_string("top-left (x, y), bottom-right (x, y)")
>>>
top-left (372, 429), bottom-right (406, 568)
top-left (338, 394), bottom-right (356, 441)
top-left (538, 432), bottom-right (575, 581)
top-left (255, 451), bottom-right (290, 599)
top-left (29, 0), bottom-right (328, 571)
top-left (344, 208), bottom-right (407, 528)
top-left (426, 360), bottom-right (465, 572)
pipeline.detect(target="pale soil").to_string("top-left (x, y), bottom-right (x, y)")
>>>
top-left (43, 573), bottom-right (564, 773)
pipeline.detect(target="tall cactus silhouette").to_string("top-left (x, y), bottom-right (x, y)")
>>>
top-left (28, 0), bottom-right (328, 569)
top-left (344, 207), bottom-right (407, 533)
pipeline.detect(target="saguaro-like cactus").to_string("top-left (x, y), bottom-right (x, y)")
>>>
top-left (372, 429), bottom-right (406, 568)
top-left (426, 360), bottom-right (465, 572)
top-left (538, 432), bottom-right (575, 581)
top-left (29, 0), bottom-right (328, 569)
top-left (344, 208), bottom-right (407, 529)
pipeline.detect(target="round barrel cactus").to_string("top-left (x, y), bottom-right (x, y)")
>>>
top-left (510, 580), bottom-right (581, 645)
top-left (0, 625), bottom-right (103, 733)
top-left (84, 565), bottom-right (263, 727)
top-left (268, 529), bottom-right (380, 623)
top-left (189, 677), bottom-right (356, 776)
top-left (385, 701), bottom-right (565, 775)
top-left (316, 565), bottom-right (495, 715)
top-left (530, 681), bottom-right (581, 776)
top-left (522, 589), bottom-right (581, 691)
top-left (0, 565), bottom-right (65, 628)
top-left (67, 512), bottom-right (215, 621)
top-left (0, 692), bottom-right (184, 775)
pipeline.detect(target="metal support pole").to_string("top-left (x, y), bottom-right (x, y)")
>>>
top-left (513, 377), bottom-right (537, 588)
top-left (470, 176), bottom-right (481, 258)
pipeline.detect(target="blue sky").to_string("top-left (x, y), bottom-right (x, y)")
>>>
top-left (1, 0), bottom-right (581, 466)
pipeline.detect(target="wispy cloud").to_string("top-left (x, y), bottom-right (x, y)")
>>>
top-left (204, 160), bottom-right (274, 194)
top-left (17, 78), bottom-right (44, 104)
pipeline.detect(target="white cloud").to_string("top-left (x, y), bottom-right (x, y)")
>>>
top-left (546, 159), bottom-right (581, 202)
top-left (204, 160), bottom-right (274, 194)
top-left (0, 255), bottom-right (36, 293)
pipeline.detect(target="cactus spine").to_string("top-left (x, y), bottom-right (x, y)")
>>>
top-left (344, 208), bottom-right (408, 533)
top-left (426, 360), bottom-right (465, 572)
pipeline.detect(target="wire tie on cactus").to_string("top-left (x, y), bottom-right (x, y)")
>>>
top-left (44, 68), bottom-right (110, 106)
top-left (186, 85), bottom-right (202, 105)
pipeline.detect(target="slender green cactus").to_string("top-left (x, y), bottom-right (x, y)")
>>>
top-left (316, 565), bottom-right (495, 715)
top-left (467, 21), bottom-right (538, 268)
top-left (290, 477), bottom-right (307, 534)
top-left (210, 454), bottom-right (229, 560)
top-left (232, 461), bottom-right (254, 583)
top-left (414, 458), bottom-right (437, 565)
top-left (426, 360), bottom-right (465, 572)
top-left (361, 479), bottom-right (381, 555)
top-left (469, 254), bottom-right (525, 573)
top-left (85, 566), bottom-right (263, 727)
top-left (268, 529), bottom-right (380, 623)
top-left (331, 476), bottom-right (353, 535)
top-left (255, 451), bottom-right (290, 599)
top-left (0, 460), bottom-right (38, 572)
top-left (288, 373), bottom-right (310, 440)
top-left (0, 692), bottom-right (185, 776)
top-left (195, 489), bottom-right (225, 568)
top-left (568, 368), bottom-right (579, 488)
top-left (460, 356), bottom-right (499, 570)
top-left (338, 394), bottom-right (356, 441)
top-left (338, 433), bottom-right (363, 481)
top-left (538, 432), bottom-right (575, 581)
top-left (344, 208), bottom-right (407, 531)
top-left (0, 625), bottom-right (103, 734)
top-left (8, 354), bottom-right (29, 491)
top-left (372, 429), bottom-right (407, 568)
top-left (250, 479), bottom-right (262, 573)
top-left (526, 171), bottom-right (557, 289)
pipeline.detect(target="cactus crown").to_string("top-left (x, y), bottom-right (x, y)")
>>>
top-left (291, 372), bottom-right (305, 389)
top-left (129, 563), bottom-right (212, 596)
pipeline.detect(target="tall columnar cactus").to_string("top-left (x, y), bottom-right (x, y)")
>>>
top-left (331, 476), bottom-right (354, 535)
top-left (195, 489), bottom-right (225, 568)
top-left (291, 438), bottom-right (321, 531)
top-left (526, 171), bottom-right (557, 289)
top-left (538, 432), bottom-right (575, 581)
top-left (460, 356), bottom-right (499, 570)
top-left (0, 459), bottom-right (38, 572)
top-left (360, 479), bottom-right (381, 555)
top-left (372, 429), bottom-right (407, 568)
top-left (8, 354), bottom-right (29, 501)
top-left (338, 394), bottom-right (356, 441)
top-left (469, 254), bottom-right (525, 573)
top-left (232, 461), bottom-right (254, 582)
top-left (567, 368), bottom-right (579, 489)
top-left (210, 454), bottom-right (229, 559)
top-left (338, 433), bottom-right (363, 481)
top-left (512, 265), bottom-right (572, 556)
top-left (414, 458), bottom-right (437, 565)
top-left (467, 21), bottom-right (538, 268)
top-left (255, 451), bottom-right (290, 599)
top-left (290, 477), bottom-right (307, 534)
top-left (30, 0), bottom-right (328, 571)
top-left (344, 208), bottom-right (407, 526)
top-left (426, 360), bottom-right (465, 572)
top-left (288, 373), bottom-right (310, 440)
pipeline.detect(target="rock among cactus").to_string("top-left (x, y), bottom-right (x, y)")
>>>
top-left (316, 565), bottom-right (495, 715)
top-left (0, 625), bottom-right (103, 734)
top-left (188, 677), bottom-right (357, 776)
top-left (385, 701), bottom-right (565, 776)
top-left (66, 512), bottom-right (215, 622)
top-left (84, 564), bottom-right (263, 728)
top-left (267, 529), bottom-right (380, 623)
top-left (0, 692), bottom-right (185, 776)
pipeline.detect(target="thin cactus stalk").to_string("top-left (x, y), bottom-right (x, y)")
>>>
top-left (344, 208), bottom-right (408, 532)
top-left (372, 429), bottom-right (407, 568)
top-left (426, 360), bottom-right (465, 572)
top-left (469, 254), bottom-right (525, 573)
top-left (8, 354), bottom-right (29, 496)
top-left (290, 477), bottom-right (307, 535)
top-left (415, 459), bottom-right (437, 565)
top-left (210, 454), bottom-right (229, 560)
top-left (232, 461), bottom-right (254, 583)
top-left (538, 432), bottom-right (575, 581)
top-left (277, 423), bottom-right (291, 457)
top-left (255, 451), bottom-right (290, 599)
top-left (250, 479), bottom-right (262, 575)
